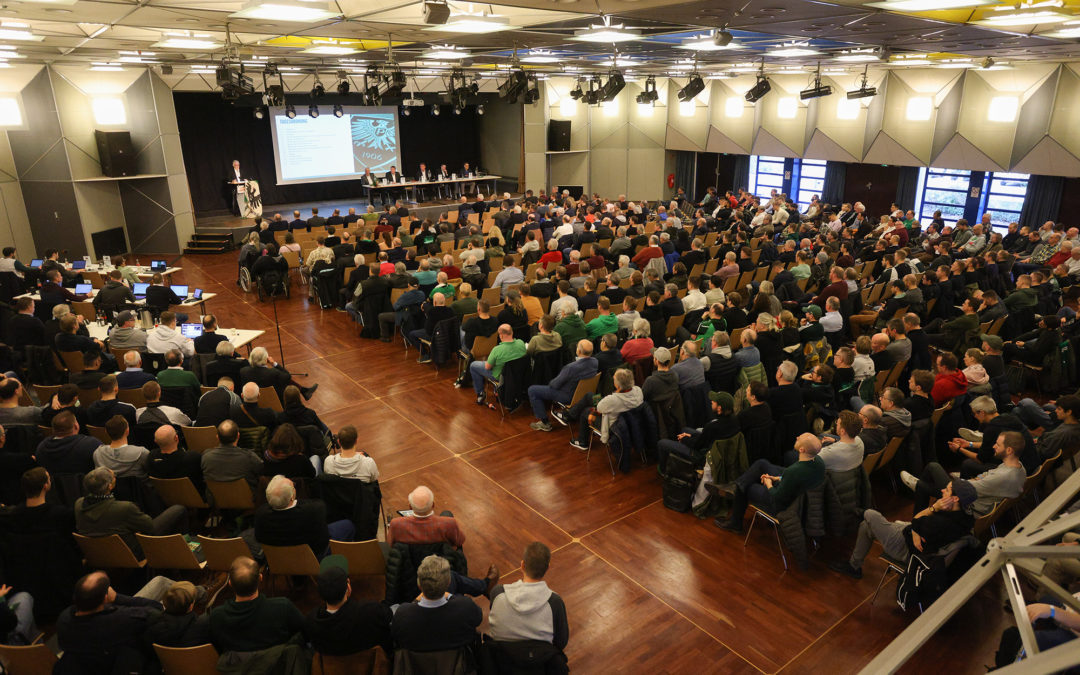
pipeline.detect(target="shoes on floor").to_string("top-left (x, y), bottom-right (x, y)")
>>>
top-left (301, 384), bottom-right (318, 400)
top-left (551, 410), bottom-right (569, 427)
top-left (713, 517), bottom-right (742, 533)
top-left (828, 560), bottom-right (863, 580)
top-left (899, 470), bottom-right (918, 492)
top-left (530, 421), bottom-right (553, 432)
top-left (476, 394), bottom-right (486, 405)
top-left (570, 440), bottom-right (589, 452)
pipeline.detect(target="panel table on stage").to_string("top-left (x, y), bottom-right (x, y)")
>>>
top-left (362, 174), bottom-right (502, 205)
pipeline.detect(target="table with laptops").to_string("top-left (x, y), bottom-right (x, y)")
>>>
top-left (16, 284), bottom-right (216, 313)
top-left (28, 257), bottom-right (183, 284)
top-left (179, 324), bottom-right (264, 353)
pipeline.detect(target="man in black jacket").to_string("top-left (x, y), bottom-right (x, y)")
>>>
top-left (304, 555), bottom-right (392, 657)
top-left (195, 377), bottom-right (241, 428)
top-left (392, 554), bottom-right (482, 653)
top-left (254, 475), bottom-right (353, 557)
top-left (237, 382), bottom-right (277, 430)
top-left (92, 270), bottom-right (135, 315)
top-left (205, 341), bottom-right (247, 385)
top-left (6, 297), bottom-right (45, 352)
top-left (239, 346), bottom-right (316, 400)
top-left (406, 293), bottom-right (455, 363)
top-left (144, 273), bottom-right (184, 320)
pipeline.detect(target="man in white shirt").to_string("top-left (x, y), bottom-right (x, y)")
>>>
top-left (135, 381), bottom-right (191, 427)
top-left (553, 216), bottom-right (575, 241)
top-left (821, 296), bottom-right (844, 337)
top-left (322, 425), bottom-right (379, 481)
top-left (146, 311), bottom-right (195, 358)
top-left (682, 276), bottom-right (707, 314)
top-left (819, 410), bottom-right (865, 472)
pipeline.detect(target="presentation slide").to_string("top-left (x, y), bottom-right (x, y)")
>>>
top-left (268, 105), bottom-right (402, 185)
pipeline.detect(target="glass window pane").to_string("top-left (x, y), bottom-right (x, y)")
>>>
top-left (990, 179), bottom-right (1027, 197)
top-left (926, 172), bottom-right (970, 191)
top-left (924, 189), bottom-right (967, 206)
top-left (800, 177), bottom-right (824, 192)
top-left (987, 194), bottom-right (1025, 212)
top-left (800, 165), bottom-right (826, 178)
top-left (758, 174), bottom-right (783, 188)
top-left (758, 163), bottom-right (785, 175)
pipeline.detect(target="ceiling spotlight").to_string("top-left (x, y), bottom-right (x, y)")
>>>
top-left (636, 75), bottom-right (659, 104)
top-left (677, 73), bottom-right (705, 102)
top-left (454, 106), bottom-right (462, 115)
top-left (336, 79), bottom-right (350, 95)
top-left (253, 108), bottom-right (265, 120)
top-left (498, 68), bottom-right (528, 103)
top-left (569, 79), bottom-right (584, 100)
top-left (284, 104), bottom-right (296, 119)
top-left (332, 103), bottom-right (343, 117)
top-left (981, 57), bottom-right (994, 69)
top-left (714, 28), bottom-right (733, 47)
top-left (477, 104), bottom-right (484, 115)
top-left (432, 104), bottom-right (440, 116)
top-left (599, 70), bottom-right (625, 102)
top-left (423, 0), bottom-right (450, 24)
top-left (311, 76), bottom-right (325, 98)
top-left (799, 65), bottom-right (832, 100)
top-left (308, 104), bottom-right (319, 118)
top-left (745, 73), bottom-right (771, 103)
top-left (524, 73), bottom-right (542, 103)
top-left (581, 76), bottom-right (602, 105)
top-left (846, 65), bottom-right (878, 100)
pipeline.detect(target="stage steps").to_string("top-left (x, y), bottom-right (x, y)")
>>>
top-left (184, 232), bottom-right (233, 254)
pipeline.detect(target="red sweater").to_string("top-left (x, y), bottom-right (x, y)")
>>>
top-left (539, 251), bottom-right (563, 270)
top-left (632, 246), bottom-right (662, 269)
top-left (932, 370), bottom-right (968, 407)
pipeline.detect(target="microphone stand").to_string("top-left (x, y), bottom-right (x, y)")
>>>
top-left (269, 281), bottom-right (308, 376)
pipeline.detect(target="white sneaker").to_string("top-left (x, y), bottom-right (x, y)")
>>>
top-left (900, 470), bottom-right (918, 492)
top-left (958, 428), bottom-right (983, 443)
top-left (949, 471), bottom-right (961, 479)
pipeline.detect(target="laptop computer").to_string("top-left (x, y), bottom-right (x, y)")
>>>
top-left (192, 288), bottom-right (203, 300)
top-left (180, 323), bottom-right (203, 339)
top-left (150, 260), bottom-right (167, 272)
top-left (74, 283), bottom-right (92, 295)
top-left (29, 259), bottom-right (42, 269)
top-left (171, 285), bottom-right (189, 299)
top-left (70, 260), bottom-right (86, 270)
top-left (132, 282), bottom-right (149, 298)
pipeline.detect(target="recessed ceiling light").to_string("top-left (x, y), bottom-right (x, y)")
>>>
top-left (600, 56), bottom-right (637, 67)
top-left (302, 44), bottom-right (359, 55)
top-left (906, 96), bottom-right (932, 121)
top-left (977, 9), bottom-right (1073, 26)
top-left (0, 24), bottom-right (42, 41)
top-left (890, 54), bottom-right (932, 65)
top-left (90, 63), bottom-right (124, 71)
top-left (12, 0), bottom-right (78, 4)
top-left (45, 8), bottom-right (73, 14)
top-left (935, 59), bottom-right (976, 68)
top-left (677, 32), bottom-right (743, 51)
top-left (230, 0), bottom-right (339, 22)
top-left (767, 42), bottom-right (821, 57)
top-left (1041, 25), bottom-right (1080, 37)
top-left (427, 14), bottom-right (516, 33)
top-left (572, 20), bottom-right (641, 42)
top-left (521, 50), bottom-right (559, 63)
top-left (988, 95), bottom-right (1018, 122)
top-left (833, 49), bottom-right (880, 62)
top-left (865, 0), bottom-right (994, 9)
top-left (174, 18), bottom-right (199, 24)
top-left (422, 45), bottom-right (469, 59)
top-left (153, 32), bottom-right (222, 50)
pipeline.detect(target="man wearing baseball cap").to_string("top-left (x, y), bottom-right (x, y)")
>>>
top-left (107, 310), bottom-right (147, 352)
top-left (303, 555), bottom-right (392, 658)
top-left (829, 478), bottom-right (976, 579)
top-left (656, 391), bottom-right (740, 475)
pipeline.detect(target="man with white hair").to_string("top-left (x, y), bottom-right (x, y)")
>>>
top-left (254, 475), bottom-right (353, 558)
top-left (115, 351), bottom-right (156, 390)
top-left (632, 235), bottom-right (663, 269)
top-left (388, 485), bottom-right (465, 548)
top-left (392, 555), bottom-right (484, 653)
top-left (237, 381), bottom-right (277, 429)
top-left (239, 346), bottom-right (317, 400)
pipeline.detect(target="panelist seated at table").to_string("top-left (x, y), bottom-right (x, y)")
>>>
top-left (359, 168), bottom-right (376, 188)
top-left (418, 163), bottom-right (433, 182)
top-left (437, 164), bottom-right (451, 180)
top-left (460, 162), bottom-right (477, 195)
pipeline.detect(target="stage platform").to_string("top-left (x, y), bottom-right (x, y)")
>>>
top-left (195, 190), bottom-right (520, 245)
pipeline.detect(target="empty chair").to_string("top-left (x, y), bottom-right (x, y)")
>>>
top-left (135, 533), bottom-right (205, 571)
top-left (329, 539), bottom-right (386, 577)
top-left (195, 536), bottom-right (252, 573)
top-left (151, 477), bottom-right (209, 510)
top-left (205, 479), bottom-right (255, 511)
top-left (73, 533), bottom-right (145, 569)
top-left (0, 639), bottom-right (58, 674)
top-left (180, 426), bottom-right (218, 454)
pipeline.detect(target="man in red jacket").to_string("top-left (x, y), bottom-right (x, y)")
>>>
top-left (931, 352), bottom-right (968, 406)
top-left (632, 235), bottom-right (663, 269)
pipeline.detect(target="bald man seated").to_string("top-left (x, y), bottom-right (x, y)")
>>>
top-left (715, 433), bottom-right (826, 536)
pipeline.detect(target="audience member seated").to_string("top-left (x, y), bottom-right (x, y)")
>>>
top-left (193, 314), bottom-right (228, 354)
top-left (817, 410), bottom-right (865, 471)
top-left (144, 580), bottom-right (211, 648)
top-left (195, 377), bottom-right (242, 427)
top-left (276, 384), bottom-right (329, 434)
top-left (148, 424), bottom-right (204, 493)
top-left (107, 311), bottom-right (147, 353)
top-left (240, 346), bottom-right (317, 400)
top-left (526, 314), bottom-right (563, 356)
top-left (254, 475), bottom-right (352, 557)
top-left (261, 424), bottom-right (317, 479)
top-left (74, 467), bottom-right (186, 558)
top-left (619, 318), bottom-right (653, 364)
top-left (392, 555), bottom-right (483, 654)
top-left (657, 391), bottom-right (739, 473)
top-left (55, 314), bottom-right (105, 355)
top-left (528, 339), bottom-right (598, 432)
top-left (70, 350), bottom-right (108, 390)
top-left (201, 420), bottom-right (264, 495)
top-left (569, 368), bottom-right (643, 452)
top-left (878, 387), bottom-right (912, 438)
top-left (156, 348), bottom-right (201, 400)
top-left (488, 541), bottom-right (569, 657)
top-left (829, 478), bottom-right (976, 579)
top-left (137, 381), bottom-right (191, 427)
top-left (116, 352), bottom-right (156, 390)
top-left (931, 352), bottom-right (969, 407)
top-left (902, 430), bottom-right (1028, 515)
top-left (93, 415), bottom-right (150, 480)
top-left (36, 410), bottom-right (98, 476)
top-left (737, 381), bottom-right (772, 431)
top-left (209, 556), bottom-right (305, 655)
top-left (237, 381), bottom-right (278, 430)
top-left (41, 383), bottom-right (88, 430)
top-left (304, 554), bottom-right (393, 657)
top-left (469, 324), bottom-right (526, 406)
top-left (716, 433), bottom-right (826, 533)
top-left (146, 311), bottom-right (195, 358)
top-left (205, 341), bottom-right (247, 384)
top-left (322, 424), bottom-right (380, 481)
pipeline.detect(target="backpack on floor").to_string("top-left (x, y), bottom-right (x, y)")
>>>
top-left (661, 454), bottom-right (696, 513)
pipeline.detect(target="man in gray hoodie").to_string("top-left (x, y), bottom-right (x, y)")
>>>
top-left (92, 415), bottom-right (150, 480)
top-left (488, 542), bottom-right (569, 656)
top-left (569, 368), bottom-right (643, 451)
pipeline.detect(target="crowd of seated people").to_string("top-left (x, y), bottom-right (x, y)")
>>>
top-left (2, 184), bottom-right (1080, 667)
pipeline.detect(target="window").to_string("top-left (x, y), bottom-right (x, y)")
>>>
top-left (748, 155), bottom-right (786, 201)
top-left (796, 160), bottom-right (826, 211)
top-left (982, 172), bottom-right (1029, 233)
top-left (915, 167), bottom-right (971, 228)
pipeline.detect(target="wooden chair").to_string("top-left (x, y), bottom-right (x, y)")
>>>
top-left (154, 643), bottom-right (220, 675)
top-left (201, 386), bottom-right (216, 396)
top-left (870, 435), bottom-right (905, 491)
top-left (73, 533), bottom-right (145, 569)
top-left (117, 388), bottom-right (148, 408)
top-left (664, 315), bottom-right (683, 341)
top-left (181, 426), bottom-right (218, 454)
top-left (83, 270), bottom-right (105, 289)
top-left (480, 286), bottom-right (502, 306)
top-left (71, 301), bottom-right (97, 322)
top-left (110, 346), bottom-right (131, 366)
top-left (975, 497), bottom-right (1016, 540)
top-left (329, 539), bottom-right (386, 577)
top-left (32, 384), bottom-right (60, 404)
top-left (205, 479), bottom-right (255, 511)
top-left (86, 424), bottom-right (111, 444)
top-left (862, 449), bottom-right (881, 476)
top-left (76, 387), bottom-right (101, 408)
top-left (196, 536), bottom-right (252, 572)
top-left (58, 351), bottom-right (85, 374)
top-left (262, 543), bottom-right (321, 593)
top-left (0, 638), bottom-right (58, 674)
top-left (151, 477), bottom-right (210, 509)
top-left (311, 648), bottom-right (384, 675)
top-left (136, 533), bottom-right (206, 571)
top-left (258, 387), bottom-right (284, 413)
top-left (555, 373), bottom-right (601, 440)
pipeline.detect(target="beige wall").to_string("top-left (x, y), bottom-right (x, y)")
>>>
top-left (479, 100), bottom-right (522, 186)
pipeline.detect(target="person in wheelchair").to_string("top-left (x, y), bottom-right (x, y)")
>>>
top-left (252, 242), bottom-right (290, 301)
top-left (236, 232), bottom-right (261, 289)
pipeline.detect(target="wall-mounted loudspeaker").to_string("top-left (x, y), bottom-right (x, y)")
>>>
top-left (548, 120), bottom-right (571, 152)
top-left (95, 130), bottom-right (136, 177)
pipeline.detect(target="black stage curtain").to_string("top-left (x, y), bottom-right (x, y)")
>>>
top-left (174, 93), bottom-right (482, 215)
top-left (821, 161), bottom-right (846, 208)
top-left (1020, 174), bottom-right (1064, 230)
top-left (894, 166), bottom-right (920, 212)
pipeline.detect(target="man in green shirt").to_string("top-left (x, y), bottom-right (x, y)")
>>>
top-left (469, 324), bottom-right (526, 404)
top-left (586, 296), bottom-right (619, 340)
top-left (716, 432), bottom-right (826, 533)
top-left (450, 282), bottom-right (478, 318)
top-left (153, 349), bottom-right (201, 401)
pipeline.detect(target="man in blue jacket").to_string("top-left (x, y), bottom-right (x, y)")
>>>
top-left (528, 339), bottom-right (598, 432)
top-left (377, 276), bottom-right (425, 342)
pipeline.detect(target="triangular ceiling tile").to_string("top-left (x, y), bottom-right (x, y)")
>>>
top-left (932, 133), bottom-right (1005, 172)
top-left (862, 130), bottom-right (924, 167)
top-left (804, 130), bottom-right (859, 163)
top-left (1011, 136), bottom-right (1080, 176)
top-left (705, 125), bottom-right (749, 154)
top-left (664, 124), bottom-right (704, 152)
top-left (751, 127), bottom-right (799, 158)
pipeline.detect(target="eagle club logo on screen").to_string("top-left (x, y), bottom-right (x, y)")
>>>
top-left (351, 113), bottom-right (397, 173)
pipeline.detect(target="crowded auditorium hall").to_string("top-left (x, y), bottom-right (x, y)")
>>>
top-left (0, 0), bottom-right (1079, 673)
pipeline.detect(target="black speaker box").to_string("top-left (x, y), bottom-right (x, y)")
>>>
top-left (95, 130), bottom-right (136, 177)
top-left (548, 120), bottom-right (571, 152)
